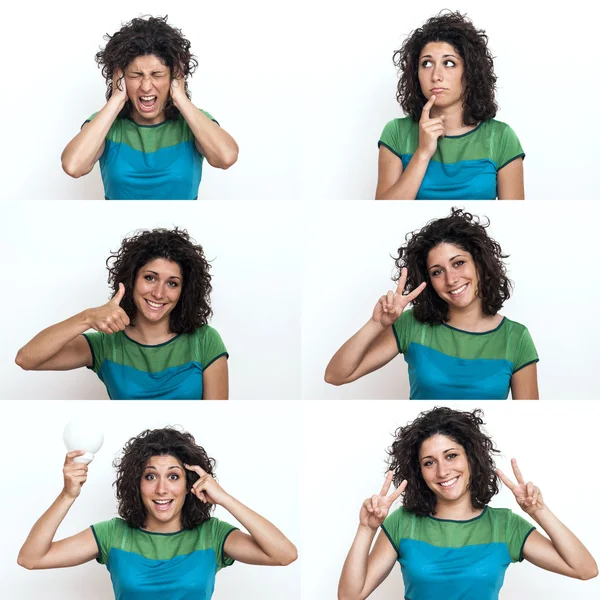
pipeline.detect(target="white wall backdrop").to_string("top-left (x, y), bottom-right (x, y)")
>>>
top-left (1, 201), bottom-right (300, 400)
top-left (0, 401), bottom-right (301, 600)
top-left (301, 400), bottom-right (600, 599)
top-left (1, 0), bottom-right (597, 200)
top-left (302, 201), bottom-right (600, 399)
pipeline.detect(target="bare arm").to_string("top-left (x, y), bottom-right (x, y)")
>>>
top-left (510, 363), bottom-right (539, 400)
top-left (171, 80), bottom-right (238, 169)
top-left (185, 465), bottom-right (297, 566)
top-left (497, 158), bottom-right (525, 200)
top-left (61, 74), bottom-right (128, 178)
top-left (15, 284), bottom-right (129, 371)
top-left (18, 451), bottom-right (99, 569)
top-left (202, 356), bottom-right (229, 400)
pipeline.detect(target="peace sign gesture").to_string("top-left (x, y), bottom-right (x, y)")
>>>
top-left (184, 464), bottom-right (229, 506)
top-left (497, 459), bottom-right (545, 516)
top-left (372, 268), bottom-right (427, 328)
top-left (360, 471), bottom-right (407, 531)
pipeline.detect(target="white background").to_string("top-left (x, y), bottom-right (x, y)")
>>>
top-left (302, 201), bottom-right (600, 399)
top-left (1, 201), bottom-right (300, 400)
top-left (301, 400), bottom-right (600, 599)
top-left (1, 0), bottom-right (598, 200)
top-left (0, 401), bottom-right (301, 599)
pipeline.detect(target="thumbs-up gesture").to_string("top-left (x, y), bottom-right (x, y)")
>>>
top-left (84, 283), bottom-right (130, 334)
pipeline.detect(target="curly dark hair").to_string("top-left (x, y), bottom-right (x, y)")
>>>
top-left (106, 227), bottom-right (213, 334)
top-left (113, 427), bottom-right (216, 529)
top-left (387, 407), bottom-right (500, 516)
top-left (393, 10), bottom-right (498, 125)
top-left (393, 207), bottom-right (511, 324)
top-left (95, 15), bottom-right (198, 120)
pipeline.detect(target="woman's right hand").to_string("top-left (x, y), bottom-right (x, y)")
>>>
top-left (84, 283), bottom-right (130, 334)
top-left (416, 95), bottom-right (445, 160)
top-left (62, 451), bottom-right (89, 499)
top-left (111, 68), bottom-right (128, 103)
top-left (359, 471), bottom-right (407, 531)
top-left (372, 268), bottom-right (426, 328)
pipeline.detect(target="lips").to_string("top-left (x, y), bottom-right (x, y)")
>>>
top-left (138, 95), bottom-right (158, 113)
top-left (145, 299), bottom-right (166, 311)
top-left (438, 476), bottom-right (458, 488)
top-left (448, 283), bottom-right (468, 297)
top-left (431, 88), bottom-right (447, 93)
top-left (152, 499), bottom-right (173, 512)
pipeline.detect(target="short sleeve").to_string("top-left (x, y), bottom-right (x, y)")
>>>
top-left (381, 507), bottom-right (404, 557)
top-left (378, 120), bottom-right (402, 159)
top-left (200, 108), bottom-right (219, 126)
top-left (392, 309), bottom-right (416, 355)
top-left (512, 327), bottom-right (539, 373)
top-left (199, 326), bottom-right (228, 369)
top-left (496, 123), bottom-right (525, 170)
top-left (83, 331), bottom-right (106, 373)
top-left (505, 510), bottom-right (535, 562)
top-left (91, 518), bottom-right (117, 565)
top-left (209, 517), bottom-right (239, 570)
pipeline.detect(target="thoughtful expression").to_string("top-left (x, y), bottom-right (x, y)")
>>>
top-left (418, 42), bottom-right (465, 110)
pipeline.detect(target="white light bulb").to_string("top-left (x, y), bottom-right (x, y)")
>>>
top-left (63, 419), bottom-right (104, 464)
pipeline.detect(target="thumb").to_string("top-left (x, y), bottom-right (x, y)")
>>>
top-left (111, 282), bottom-right (126, 305)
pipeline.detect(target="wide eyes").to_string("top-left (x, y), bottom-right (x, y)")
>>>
top-left (421, 59), bottom-right (457, 68)
top-left (144, 473), bottom-right (180, 481)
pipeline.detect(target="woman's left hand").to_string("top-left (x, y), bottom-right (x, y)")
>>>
top-left (184, 464), bottom-right (230, 505)
top-left (497, 458), bottom-right (545, 516)
top-left (170, 75), bottom-right (187, 104)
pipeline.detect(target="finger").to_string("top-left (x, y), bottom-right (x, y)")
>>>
top-left (64, 450), bottom-right (87, 463)
top-left (421, 118), bottom-right (445, 129)
top-left (386, 291), bottom-right (394, 307)
top-left (532, 486), bottom-right (540, 505)
top-left (372, 495), bottom-right (379, 514)
top-left (395, 268), bottom-right (408, 295)
top-left (526, 481), bottom-right (534, 502)
top-left (111, 283), bottom-right (126, 305)
top-left (511, 459), bottom-right (526, 485)
top-left (420, 95), bottom-right (436, 121)
top-left (403, 281), bottom-right (427, 303)
top-left (184, 463), bottom-right (208, 477)
top-left (495, 468), bottom-right (516, 491)
top-left (389, 479), bottom-right (408, 503)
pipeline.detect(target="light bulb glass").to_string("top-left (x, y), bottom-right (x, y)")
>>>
top-left (63, 419), bottom-right (104, 464)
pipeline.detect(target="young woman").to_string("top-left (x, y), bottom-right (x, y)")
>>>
top-left (15, 228), bottom-right (227, 400)
top-left (18, 427), bottom-right (297, 599)
top-left (338, 407), bottom-right (597, 600)
top-left (325, 208), bottom-right (538, 399)
top-left (61, 15), bottom-right (238, 199)
top-left (376, 11), bottom-right (524, 200)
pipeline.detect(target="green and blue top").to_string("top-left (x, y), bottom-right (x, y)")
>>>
top-left (382, 506), bottom-right (535, 600)
top-left (91, 517), bottom-right (237, 600)
top-left (392, 310), bottom-right (538, 400)
top-left (378, 118), bottom-right (524, 199)
top-left (83, 326), bottom-right (228, 400)
top-left (86, 110), bottom-right (217, 199)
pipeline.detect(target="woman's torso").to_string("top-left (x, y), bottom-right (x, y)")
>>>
top-left (392, 309), bottom-right (538, 399)
top-left (378, 118), bottom-right (524, 200)
top-left (83, 326), bottom-right (227, 400)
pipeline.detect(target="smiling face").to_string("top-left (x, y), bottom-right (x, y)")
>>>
top-left (419, 434), bottom-right (471, 505)
top-left (124, 54), bottom-right (172, 125)
top-left (426, 242), bottom-right (480, 311)
top-left (418, 41), bottom-right (465, 110)
top-left (140, 455), bottom-right (187, 532)
top-left (133, 258), bottom-right (183, 326)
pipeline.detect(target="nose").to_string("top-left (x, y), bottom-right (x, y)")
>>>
top-left (151, 284), bottom-right (166, 299)
top-left (432, 64), bottom-right (444, 82)
top-left (140, 75), bottom-right (154, 92)
top-left (445, 270), bottom-right (459, 287)
top-left (156, 477), bottom-right (167, 495)
top-left (436, 462), bottom-right (451, 480)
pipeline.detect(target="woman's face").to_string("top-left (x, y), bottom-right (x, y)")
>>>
top-left (419, 434), bottom-right (471, 504)
top-left (418, 41), bottom-right (465, 111)
top-left (133, 258), bottom-right (183, 325)
top-left (124, 54), bottom-right (172, 125)
top-left (426, 242), bottom-right (480, 311)
top-left (140, 454), bottom-right (187, 531)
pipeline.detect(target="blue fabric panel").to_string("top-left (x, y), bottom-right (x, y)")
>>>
top-left (97, 360), bottom-right (203, 400)
top-left (107, 548), bottom-right (217, 600)
top-left (398, 538), bottom-right (512, 600)
top-left (405, 343), bottom-right (513, 400)
top-left (100, 140), bottom-right (202, 200)
top-left (400, 154), bottom-right (498, 200)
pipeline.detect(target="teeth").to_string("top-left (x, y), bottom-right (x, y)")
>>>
top-left (449, 284), bottom-right (467, 295)
top-left (154, 500), bottom-right (171, 504)
top-left (141, 96), bottom-right (156, 101)
top-left (439, 477), bottom-right (458, 487)
top-left (146, 300), bottom-right (164, 308)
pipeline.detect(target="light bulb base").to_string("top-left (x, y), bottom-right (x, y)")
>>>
top-left (73, 452), bottom-right (94, 465)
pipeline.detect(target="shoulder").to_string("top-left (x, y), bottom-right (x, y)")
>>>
top-left (381, 117), bottom-right (417, 137)
top-left (484, 119), bottom-right (520, 140)
top-left (190, 324), bottom-right (222, 340)
top-left (501, 317), bottom-right (531, 336)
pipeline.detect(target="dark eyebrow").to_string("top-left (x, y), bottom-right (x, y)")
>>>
top-left (144, 465), bottom-right (183, 471)
top-left (420, 448), bottom-right (457, 461)
top-left (428, 255), bottom-right (467, 271)
top-left (143, 270), bottom-right (182, 281)
top-left (420, 54), bottom-right (458, 59)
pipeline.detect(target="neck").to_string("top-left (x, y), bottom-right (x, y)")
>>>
top-left (127, 317), bottom-right (175, 345)
top-left (142, 516), bottom-right (182, 533)
top-left (446, 301), bottom-right (491, 332)
top-left (433, 494), bottom-right (482, 521)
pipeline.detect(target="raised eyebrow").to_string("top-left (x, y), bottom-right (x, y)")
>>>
top-left (450, 255), bottom-right (467, 262)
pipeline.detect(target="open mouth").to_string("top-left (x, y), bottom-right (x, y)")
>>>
top-left (145, 299), bottom-right (166, 311)
top-left (138, 95), bottom-right (158, 112)
top-left (449, 283), bottom-right (468, 297)
top-left (438, 476), bottom-right (458, 489)
top-left (153, 499), bottom-right (174, 512)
